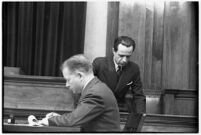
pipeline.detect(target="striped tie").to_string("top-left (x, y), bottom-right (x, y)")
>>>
top-left (117, 66), bottom-right (122, 77)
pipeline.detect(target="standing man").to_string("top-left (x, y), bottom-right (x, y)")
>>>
top-left (39, 54), bottom-right (120, 132)
top-left (93, 36), bottom-right (146, 113)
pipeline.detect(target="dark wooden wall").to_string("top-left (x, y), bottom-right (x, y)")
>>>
top-left (116, 1), bottom-right (198, 90)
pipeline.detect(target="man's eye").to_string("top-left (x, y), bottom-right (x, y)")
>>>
top-left (119, 55), bottom-right (124, 57)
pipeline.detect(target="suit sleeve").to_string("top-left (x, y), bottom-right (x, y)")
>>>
top-left (48, 93), bottom-right (105, 127)
top-left (131, 67), bottom-right (146, 113)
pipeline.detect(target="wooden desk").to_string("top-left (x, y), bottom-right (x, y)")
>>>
top-left (3, 123), bottom-right (80, 132)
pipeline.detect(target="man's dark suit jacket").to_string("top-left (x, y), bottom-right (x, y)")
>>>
top-left (48, 77), bottom-right (120, 132)
top-left (93, 56), bottom-right (146, 113)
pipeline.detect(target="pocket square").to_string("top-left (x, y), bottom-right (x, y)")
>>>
top-left (126, 81), bottom-right (133, 86)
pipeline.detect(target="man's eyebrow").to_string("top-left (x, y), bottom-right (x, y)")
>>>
top-left (118, 54), bottom-right (131, 57)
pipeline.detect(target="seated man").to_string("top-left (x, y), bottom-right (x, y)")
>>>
top-left (39, 54), bottom-right (120, 132)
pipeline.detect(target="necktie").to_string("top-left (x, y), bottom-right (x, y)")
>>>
top-left (116, 66), bottom-right (122, 77)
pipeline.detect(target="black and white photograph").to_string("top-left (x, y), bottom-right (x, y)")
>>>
top-left (2, 0), bottom-right (199, 133)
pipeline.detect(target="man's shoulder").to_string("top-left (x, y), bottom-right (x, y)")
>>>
top-left (129, 61), bottom-right (139, 67)
top-left (128, 61), bottom-right (140, 71)
top-left (93, 57), bottom-right (107, 62)
top-left (93, 57), bottom-right (109, 66)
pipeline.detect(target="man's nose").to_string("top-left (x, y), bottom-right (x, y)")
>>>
top-left (122, 56), bottom-right (128, 63)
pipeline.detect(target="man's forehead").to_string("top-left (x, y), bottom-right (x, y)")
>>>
top-left (63, 67), bottom-right (71, 75)
top-left (118, 44), bottom-right (133, 50)
top-left (117, 44), bottom-right (133, 55)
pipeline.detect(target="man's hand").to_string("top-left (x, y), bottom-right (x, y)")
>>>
top-left (38, 117), bottom-right (49, 126)
top-left (46, 112), bottom-right (61, 119)
top-left (38, 112), bottom-right (61, 126)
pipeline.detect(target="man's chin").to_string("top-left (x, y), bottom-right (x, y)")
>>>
top-left (72, 90), bottom-right (79, 94)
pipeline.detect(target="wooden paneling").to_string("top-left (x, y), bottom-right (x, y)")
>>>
top-left (151, 2), bottom-right (164, 89)
top-left (144, 2), bottom-right (154, 89)
top-left (106, 2), bottom-right (119, 58)
top-left (4, 75), bottom-right (75, 111)
top-left (162, 89), bottom-right (198, 116)
top-left (117, 1), bottom-right (198, 90)
top-left (162, 2), bottom-right (198, 89)
top-left (120, 113), bottom-right (198, 133)
top-left (139, 114), bottom-right (198, 133)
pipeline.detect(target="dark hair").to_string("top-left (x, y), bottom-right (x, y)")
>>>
top-left (113, 36), bottom-right (136, 52)
top-left (60, 54), bottom-right (93, 74)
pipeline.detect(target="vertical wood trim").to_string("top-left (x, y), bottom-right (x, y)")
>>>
top-left (144, 2), bottom-right (154, 88)
top-left (188, 2), bottom-right (198, 89)
top-left (151, 3), bottom-right (164, 89)
top-left (106, 2), bottom-right (119, 58)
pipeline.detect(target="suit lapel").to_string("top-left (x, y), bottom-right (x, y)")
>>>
top-left (106, 57), bottom-right (119, 90)
top-left (107, 56), bottom-right (116, 72)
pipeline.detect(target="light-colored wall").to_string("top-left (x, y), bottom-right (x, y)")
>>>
top-left (84, 2), bottom-right (108, 62)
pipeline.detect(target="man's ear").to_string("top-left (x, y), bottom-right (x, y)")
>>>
top-left (76, 71), bottom-right (84, 78)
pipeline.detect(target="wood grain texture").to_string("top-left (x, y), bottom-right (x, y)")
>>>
top-left (118, 1), bottom-right (198, 90)
top-left (137, 114), bottom-right (198, 133)
top-left (106, 2), bottom-right (119, 58)
top-left (4, 75), bottom-right (74, 111)
top-left (162, 89), bottom-right (198, 116)
top-left (121, 113), bottom-right (198, 133)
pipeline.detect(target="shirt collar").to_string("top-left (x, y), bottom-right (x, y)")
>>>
top-left (113, 58), bottom-right (119, 71)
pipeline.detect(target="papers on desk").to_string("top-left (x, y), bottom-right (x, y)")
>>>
top-left (28, 115), bottom-right (43, 126)
top-left (28, 112), bottom-right (61, 126)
